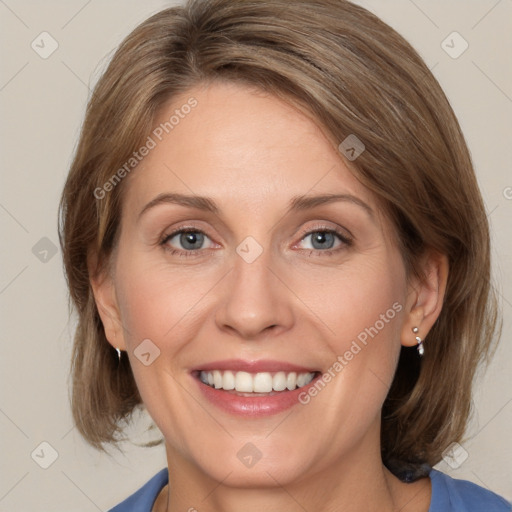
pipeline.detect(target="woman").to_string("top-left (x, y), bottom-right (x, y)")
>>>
top-left (59, 0), bottom-right (510, 510)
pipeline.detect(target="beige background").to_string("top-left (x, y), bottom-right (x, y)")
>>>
top-left (0, 1), bottom-right (511, 510)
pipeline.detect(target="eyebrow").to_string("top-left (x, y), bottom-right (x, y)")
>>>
top-left (138, 192), bottom-right (374, 220)
top-left (289, 193), bottom-right (373, 218)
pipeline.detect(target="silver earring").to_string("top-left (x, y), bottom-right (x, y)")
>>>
top-left (412, 327), bottom-right (424, 356)
top-left (115, 347), bottom-right (122, 361)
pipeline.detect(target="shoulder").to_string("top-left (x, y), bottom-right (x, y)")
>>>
top-left (430, 469), bottom-right (511, 512)
top-left (108, 468), bottom-right (169, 512)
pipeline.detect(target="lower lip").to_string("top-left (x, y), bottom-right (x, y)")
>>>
top-left (194, 374), bottom-right (320, 416)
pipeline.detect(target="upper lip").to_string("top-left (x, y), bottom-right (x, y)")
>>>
top-left (191, 359), bottom-right (319, 374)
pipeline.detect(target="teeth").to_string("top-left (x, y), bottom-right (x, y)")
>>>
top-left (235, 371), bottom-right (253, 392)
top-left (253, 372), bottom-right (273, 392)
top-left (287, 372), bottom-right (297, 391)
top-left (297, 373), bottom-right (307, 387)
top-left (213, 370), bottom-right (223, 389)
top-left (223, 370), bottom-right (235, 390)
top-left (273, 371), bottom-right (287, 391)
top-left (199, 370), bottom-right (315, 393)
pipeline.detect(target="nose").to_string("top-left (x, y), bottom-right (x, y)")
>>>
top-left (215, 247), bottom-right (294, 340)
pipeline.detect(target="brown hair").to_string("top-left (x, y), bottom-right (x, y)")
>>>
top-left (59, 0), bottom-right (500, 479)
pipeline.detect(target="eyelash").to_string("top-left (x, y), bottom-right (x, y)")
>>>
top-left (160, 228), bottom-right (214, 258)
top-left (159, 225), bottom-right (353, 258)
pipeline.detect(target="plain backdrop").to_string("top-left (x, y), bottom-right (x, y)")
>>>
top-left (0, 1), bottom-right (511, 510)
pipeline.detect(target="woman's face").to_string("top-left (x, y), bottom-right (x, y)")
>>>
top-left (100, 81), bottom-right (416, 486)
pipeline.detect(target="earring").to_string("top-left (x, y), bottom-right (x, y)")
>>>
top-left (412, 327), bottom-right (424, 356)
top-left (115, 347), bottom-right (122, 361)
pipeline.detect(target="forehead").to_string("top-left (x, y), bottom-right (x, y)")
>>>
top-left (122, 81), bottom-right (378, 217)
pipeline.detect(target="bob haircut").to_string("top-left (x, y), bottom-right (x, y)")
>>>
top-left (59, 0), bottom-right (499, 481)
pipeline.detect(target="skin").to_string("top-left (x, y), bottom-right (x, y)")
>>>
top-left (92, 81), bottom-right (448, 512)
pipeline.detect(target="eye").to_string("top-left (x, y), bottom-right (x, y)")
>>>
top-left (160, 228), bottom-right (216, 256)
top-left (159, 225), bottom-right (352, 258)
top-left (295, 227), bottom-right (352, 256)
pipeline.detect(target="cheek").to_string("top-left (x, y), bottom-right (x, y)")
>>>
top-left (291, 253), bottom-right (406, 421)
top-left (114, 255), bottom-right (220, 347)
top-left (291, 252), bottom-right (406, 353)
top-left (112, 255), bottom-right (224, 436)
top-left (336, 262), bottom-right (405, 378)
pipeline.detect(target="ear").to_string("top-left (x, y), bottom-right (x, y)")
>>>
top-left (401, 251), bottom-right (449, 348)
top-left (89, 254), bottom-right (126, 351)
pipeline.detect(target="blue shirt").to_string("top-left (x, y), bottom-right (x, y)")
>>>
top-left (109, 468), bottom-right (511, 511)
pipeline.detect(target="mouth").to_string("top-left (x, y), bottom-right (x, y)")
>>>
top-left (191, 360), bottom-right (322, 416)
top-left (196, 370), bottom-right (318, 395)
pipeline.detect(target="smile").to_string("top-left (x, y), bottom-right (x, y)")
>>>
top-left (199, 370), bottom-right (316, 393)
top-left (191, 360), bottom-right (321, 416)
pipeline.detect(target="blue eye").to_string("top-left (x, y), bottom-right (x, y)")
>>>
top-left (174, 231), bottom-right (205, 250)
top-left (304, 231), bottom-right (337, 250)
top-left (160, 226), bottom-right (352, 258)
top-left (297, 228), bottom-right (352, 256)
top-left (161, 229), bottom-right (214, 256)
